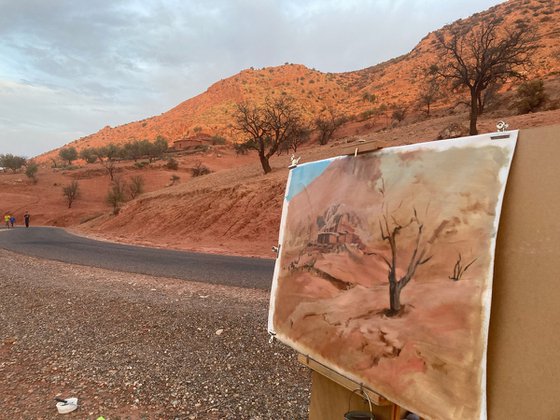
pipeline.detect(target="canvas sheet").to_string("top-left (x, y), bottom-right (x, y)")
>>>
top-left (268, 131), bottom-right (518, 420)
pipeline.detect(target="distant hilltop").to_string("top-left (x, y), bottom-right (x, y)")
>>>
top-left (37, 0), bottom-right (560, 161)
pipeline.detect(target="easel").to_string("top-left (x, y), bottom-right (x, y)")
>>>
top-left (296, 125), bottom-right (560, 419)
top-left (298, 354), bottom-right (407, 420)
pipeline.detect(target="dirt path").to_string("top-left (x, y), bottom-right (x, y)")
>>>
top-left (0, 250), bottom-right (309, 419)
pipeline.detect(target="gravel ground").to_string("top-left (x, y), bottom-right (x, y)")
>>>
top-left (0, 249), bottom-right (310, 419)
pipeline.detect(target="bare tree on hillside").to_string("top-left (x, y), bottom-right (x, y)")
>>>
top-left (233, 96), bottom-right (307, 174)
top-left (106, 178), bottom-right (127, 215)
top-left (277, 125), bottom-right (310, 155)
top-left (418, 78), bottom-right (440, 117)
top-left (315, 108), bottom-right (347, 145)
top-left (94, 144), bottom-right (121, 180)
top-left (62, 181), bottom-right (80, 208)
top-left (128, 175), bottom-right (145, 199)
top-left (431, 18), bottom-right (536, 135)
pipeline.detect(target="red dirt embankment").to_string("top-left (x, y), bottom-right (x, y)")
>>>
top-left (1, 111), bottom-right (560, 258)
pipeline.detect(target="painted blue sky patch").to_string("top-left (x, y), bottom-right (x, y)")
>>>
top-left (286, 158), bottom-right (335, 201)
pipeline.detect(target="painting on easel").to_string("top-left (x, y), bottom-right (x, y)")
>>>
top-left (268, 132), bottom-right (517, 419)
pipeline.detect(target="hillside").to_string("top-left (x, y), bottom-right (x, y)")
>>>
top-left (37, 0), bottom-right (560, 162)
top-left (1, 109), bottom-right (558, 259)
top-left (4, 0), bottom-right (560, 258)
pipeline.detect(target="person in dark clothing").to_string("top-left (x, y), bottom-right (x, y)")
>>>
top-left (24, 211), bottom-right (30, 228)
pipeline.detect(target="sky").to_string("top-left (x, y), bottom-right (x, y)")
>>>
top-left (0, 0), bottom-right (505, 158)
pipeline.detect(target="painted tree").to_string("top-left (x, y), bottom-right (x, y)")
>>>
top-left (431, 18), bottom-right (535, 135)
top-left (371, 199), bottom-right (447, 316)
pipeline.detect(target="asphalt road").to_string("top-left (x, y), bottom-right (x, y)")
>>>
top-left (0, 227), bottom-right (276, 290)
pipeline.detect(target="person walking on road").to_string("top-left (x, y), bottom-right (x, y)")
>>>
top-left (9, 215), bottom-right (15, 227)
top-left (4, 213), bottom-right (10, 228)
top-left (24, 211), bottom-right (30, 228)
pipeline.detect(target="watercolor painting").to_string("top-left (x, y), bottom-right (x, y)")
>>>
top-left (268, 132), bottom-right (517, 419)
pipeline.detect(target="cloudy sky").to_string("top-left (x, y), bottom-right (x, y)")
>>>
top-left (0, 0), bottom-right (504, 158)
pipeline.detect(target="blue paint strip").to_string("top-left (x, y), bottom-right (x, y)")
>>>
top-left (285, 158), bottom-right (335, 201)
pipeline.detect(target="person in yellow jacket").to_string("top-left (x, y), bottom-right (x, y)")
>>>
top-left (4, 213), bottom-right (10, 228)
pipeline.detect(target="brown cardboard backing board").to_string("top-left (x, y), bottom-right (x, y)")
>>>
top-left (309, 125), bottom-right (559, 418)
top-left (488, 124), bottom-right (560, 419)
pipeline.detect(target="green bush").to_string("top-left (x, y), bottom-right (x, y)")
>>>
top-left (0, 154), bottom-right (26, 172)
top-left (25, 161), bottom-right (39, 183)
top-left (514, 80), bottom-right (546, 114)
top-left (128, 175), bottom-right (145, 199)
top-left (211, 135), bottom-right (227, 145)
top-left (165, 158), bottom-right (179, 170)
top-left (191, 162), bottom-right (211, 177)
top-left (234, 142), bottom-right (250, 155)
top-left (59, 147), bottom-right (78, 165)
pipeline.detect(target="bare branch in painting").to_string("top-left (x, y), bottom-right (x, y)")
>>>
top-left (377, 207), bottom-right (444, 316)
top-left (449, 253), bottom-right (477, 281)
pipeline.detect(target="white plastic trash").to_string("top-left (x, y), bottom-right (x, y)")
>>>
top-left (56, 397), bottom-right (78, 414)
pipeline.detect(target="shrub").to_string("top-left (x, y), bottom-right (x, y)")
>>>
top-left (59, 147), bottom-right (78, 165)
top-left (0, 154), bottom-right (26, 172)
top-left (134, 161), bottom-right (148, 169)
top-left (61, 164), bottom-right (79, 171)
top-left (210, 135), bottom-right (227, 145)
top-left (362, 92), bottom-right (377, 103)
top-left (79, 148), bottom-right (97, 164)
top-left (165, 158), bottom-right (179, 170)
top-left (514, 80), bottom-right (546, 114)
top-left (25, 161), bottom-right (39, 183)
top-left (234, 142), bottom-right (250, 155)
top-left (128, 175), bottom-right (145, 199)
top-left (391, 107), bottom-right (406, 122)
top-left (191, 162), bottom-right (211, 177)
top-left (106, 178), bottom-right (127, 215)
top-left (358, 109), bottom-right (376, 121)
top-left (62, 181), bottom-right (80, 208)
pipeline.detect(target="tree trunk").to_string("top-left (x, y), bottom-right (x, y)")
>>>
top-left (388, 281), bottom-right (402, 316)
top-left (477, 90), bottom-right (484, 115)
top-left (469, 88), bottom-right (479, 135)
top-left (258, 152), bottom-right (272, 174)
